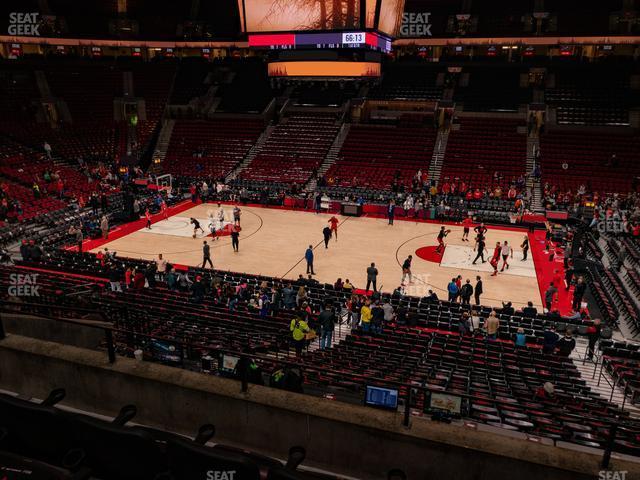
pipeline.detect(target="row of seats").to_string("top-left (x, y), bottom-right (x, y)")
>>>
top-left (539, 131), bottom-right (640, 194)
top-left (325, 125), bottom-right (436, 189)
top-left (0, 389), bottom-right (328, 480)
top-left (442, 118), bottom-right (527, 190)
top-left (164, 119), bottom-right (265, 179)
top-left (240, 115), bottom-right (339, 184)
top-left (1, 260), bottom-right (637, 452)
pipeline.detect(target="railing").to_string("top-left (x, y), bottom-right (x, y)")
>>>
top-left (0, 300), bottom-right (634, 467)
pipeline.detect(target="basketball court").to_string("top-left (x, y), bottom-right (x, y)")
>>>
top-left (87, 202), bottom-right (550, 309)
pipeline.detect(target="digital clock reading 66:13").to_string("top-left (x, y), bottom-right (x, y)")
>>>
top-left (342, 32), bottom-right (365, 45)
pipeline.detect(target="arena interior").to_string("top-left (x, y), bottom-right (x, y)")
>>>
top-left (1, 1), bottom-right (640, 479)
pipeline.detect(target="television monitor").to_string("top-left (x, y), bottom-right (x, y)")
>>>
top-left (219, 353), bottom-right (241, 375)
top-left (424, 392), bottom-right (463, 416)
top-left (364, 385), bottom-right (399, 410)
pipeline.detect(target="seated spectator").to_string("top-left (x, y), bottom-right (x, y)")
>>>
top-left (501, 301), bottom-right (515, 315)
top-left (535, 382), bottom-right (556, 401)
top-left (515, 327), bottom-right (526, 347)
top-left (542, 326), bottom-right (559, 354)
top-left (522, 301), bottom-right (538, 317)
top-left (557, 330), bottom-right (576, 357)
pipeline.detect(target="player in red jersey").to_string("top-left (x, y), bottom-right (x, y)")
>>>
top-left (461, 216), bottom-right (474, 241)
top-left (160, 199), bottom-right (168, 220)
top-left (490, 241), bottom-right (502, 276)
top-left (328, 216), bottom-right (339, 241)
top-left (145, 208), bottom-right (152, 229)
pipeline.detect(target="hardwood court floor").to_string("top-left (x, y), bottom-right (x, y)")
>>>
top-left (91, 204), bottom-right (543, 309)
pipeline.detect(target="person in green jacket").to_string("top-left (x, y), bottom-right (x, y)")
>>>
top-left (290, 314), bottom-right (310, 357)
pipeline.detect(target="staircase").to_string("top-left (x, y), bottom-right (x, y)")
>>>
top-left (225, 123), bottom-right (276, 182)
top-left (34, 71), bottom-right (52, 98)
top-left (570, 337), bottom-right (640, 417)
top-left (148, 119), bottom-right (175, 175)
top-left (427, 127), bottom-right (450, 185)
top-left (526, 135), bottom-right (544, 212)
top-left (305, 123), bottom-right (351, 192)
top-left (596, 237), bottom-right (639, 341)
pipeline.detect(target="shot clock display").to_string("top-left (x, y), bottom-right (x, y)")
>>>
top-left (249, 31), bottom-right (391, 52)
top-left (342, 32), bottom-right (365, 45)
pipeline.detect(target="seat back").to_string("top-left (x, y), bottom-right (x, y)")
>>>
top-left (167, 437), bottom-right (261, 480)
top-left (0, 394), bottom-right (73, 465)
top-left (68, 414), bottom-right (167, 480)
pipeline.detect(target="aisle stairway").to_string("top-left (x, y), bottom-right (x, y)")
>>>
top-left (226, 123), bottom-right (276, 182)
top-left (305, 123), bottom-right (351, 192)
top-left (427, 127), bottom-right (450, 185)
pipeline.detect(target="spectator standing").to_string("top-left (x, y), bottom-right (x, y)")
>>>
top-left (305, 245), bottom-right (315, 275)
top-left (318, 303), bottom-right (336, 350)
top-left (460, 279), bottom-right (473, 305)
top-left (557, 330), bottom-right (576, 357)
top-left (366, 262), bottom-right (378, 292)
top-left (485, 311), bottom-right (500, 340)
top-left (474, 276), bottom-right (483, 305)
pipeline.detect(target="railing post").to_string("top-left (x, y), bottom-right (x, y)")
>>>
top-left (105, 329), bottom-right (116, 364)
top-left (0, 312), bottom-right (5, 340)
top-left (403, 388), bottom-right (412, 427)
top-left (601, 423), bottom-right (618, 469)
top-left (240, 354), bottom-right (248, 393)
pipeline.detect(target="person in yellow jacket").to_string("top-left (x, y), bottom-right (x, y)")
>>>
top-left (290, 315), bottom-right (310, 357)
top-left (360, 299), bottom-right (372, 333)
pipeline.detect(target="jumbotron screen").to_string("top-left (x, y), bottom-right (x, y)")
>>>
top-left (238, 0), bottom-right (405, 37)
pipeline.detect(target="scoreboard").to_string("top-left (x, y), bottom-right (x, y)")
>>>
top-left (249, 31), bottom-right (392, 53)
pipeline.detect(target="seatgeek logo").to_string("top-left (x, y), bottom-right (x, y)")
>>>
top-left (8, 12), bottom-right (41, 36)
top-left (206, 471), bottom-right (236, 480)
top-left (8, 273), bottom-right (40, 297)
top-left (400, 12), bottom-right (432, 37)
top-left (598, 471), bottom-right (627, 480)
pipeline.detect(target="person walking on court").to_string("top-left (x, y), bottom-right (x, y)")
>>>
top-left (190, 218), bottom-right (205, 238)
top-left (490, 242), bottom-right (501, 276)
top-left (322, 225), bottom-right (332, 248)
top-left (202, 240), bottom-right (213, 268)
top-left (305, 245), bottom-right (315, 275)
top-left (231, 226), bottom-right (240, 252)
top-left (233, 204), bottom-right (241, 226)
top-left (436, 226), bottom-right (450, 254)
top-left (401, 255), bottom-right (413, 285)
top-left (500, 241), bottom-right (513, 272)
top-left (472, 235), bottom-right (487, 264)
top-left (545, 282), bottom-right (558, 311)
top-left (366, 262), bottom-right (378, 292)
top-left (328, 215), bottom-right (339, 240)
top-left (521, 235), bottom-right (529, 261)
top-left (474, 275), bottom-right (483, 305)
top-left (461, 216), bottom-right (473, 241)
top-left (387, 200), bottom-right (395, 225)
top-left (145, 208), bottom-right (152, 229)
